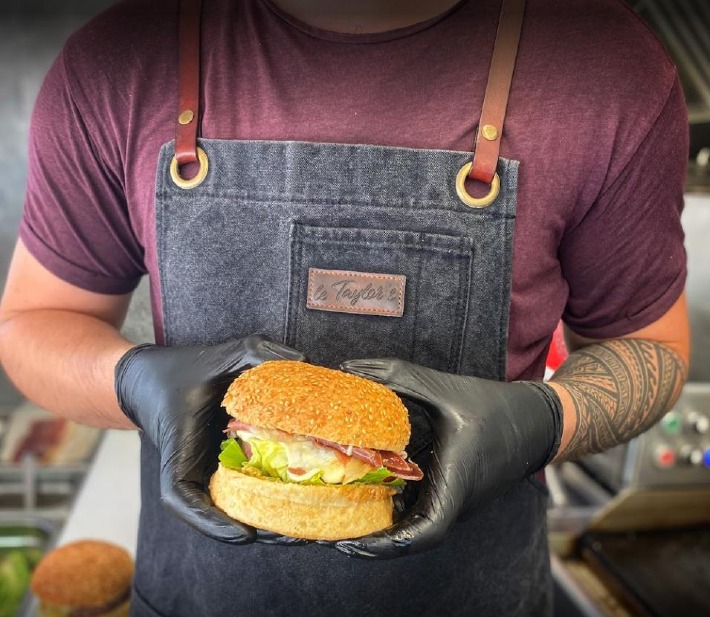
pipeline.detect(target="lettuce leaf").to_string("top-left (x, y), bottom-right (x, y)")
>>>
top-left (247, 438), bottom-right (289, 481)
top-left (354, 467), bottom-right (405, 487)
top-left (218, 439), bottom-right (247, 470)
top-left (295, 471), bottom-right (326, 485)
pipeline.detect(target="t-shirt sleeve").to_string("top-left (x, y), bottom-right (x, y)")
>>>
top-left (560, 75), bottom-right (688, 339)
top-left (19, 46), bottom-right (145, 295)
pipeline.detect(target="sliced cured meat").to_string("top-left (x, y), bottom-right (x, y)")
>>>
top-left (225, 418), bottom-right (253, 432)
top-left (312, 438), bottom-right (383, 468)
top-left (381, 451), bottom-right (424, 480)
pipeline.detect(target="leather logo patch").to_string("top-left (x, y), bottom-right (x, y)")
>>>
top-left (307, 268), bottom-right (406, 317)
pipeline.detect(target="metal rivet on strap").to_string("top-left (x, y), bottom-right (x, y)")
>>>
top-left (178, 109), bottom-right (195, 125)
top-left (481, 124), bottom-right (499, 141)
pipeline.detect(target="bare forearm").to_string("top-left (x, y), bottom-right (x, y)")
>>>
top-left (546, 338), bottom-right (688, 461)
top-left (0, 310), bottom-right (135, 429)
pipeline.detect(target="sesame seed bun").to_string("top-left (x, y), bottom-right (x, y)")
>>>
top-left (30, 540), bottom-right (133, 617)
top-left (212, 361), bottom-right (411, 540)
top-left (209, 463), bottom-right (396, 540)
top-left (221, 360), bottom-right (411, 451)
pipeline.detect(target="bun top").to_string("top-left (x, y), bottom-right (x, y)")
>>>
top-left (31, 540), bottom-right (134, 606)
top-left (222, 361), bottom-right (411, 452)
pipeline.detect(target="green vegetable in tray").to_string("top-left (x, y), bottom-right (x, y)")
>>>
top-left (0, 550), bottom-right (33, 617)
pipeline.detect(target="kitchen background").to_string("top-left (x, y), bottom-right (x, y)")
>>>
top-left (0, 1), bottom-right (709, 616)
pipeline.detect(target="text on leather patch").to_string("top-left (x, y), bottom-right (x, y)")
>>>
top-left (306, 268), bottom-right (406, 317)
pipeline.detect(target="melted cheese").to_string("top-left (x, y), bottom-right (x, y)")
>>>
top-left (235, 427), bottom-right (376, 484)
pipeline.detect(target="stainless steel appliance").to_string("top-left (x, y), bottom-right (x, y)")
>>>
top-left (578, 383), bottom-right (710, 492)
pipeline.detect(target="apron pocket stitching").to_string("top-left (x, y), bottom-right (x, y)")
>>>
top-left (156, 200), bottom-right (172, 346)
top-left (496, 216), bottom-right (515, 378)
top-left (286, 236), bottom-right (305, 350)
top-left (409, 256), bottom-right (423, 360)
top-left (453, 247), bottom-right (474, 374)
top-left (448, 255), bottom-right (470, 374)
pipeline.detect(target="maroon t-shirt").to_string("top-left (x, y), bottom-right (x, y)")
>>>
top-left (20, 0), bottom-right (688, 380)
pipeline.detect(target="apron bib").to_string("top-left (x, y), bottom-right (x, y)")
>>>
top-left (132, 1), bottom-right (552, 615)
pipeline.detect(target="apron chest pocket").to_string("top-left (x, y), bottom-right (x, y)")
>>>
top-left (286, 223), bottom-right (473, 373)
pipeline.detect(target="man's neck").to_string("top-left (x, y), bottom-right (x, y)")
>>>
top-left (269, 0), bottom-right (462, 33)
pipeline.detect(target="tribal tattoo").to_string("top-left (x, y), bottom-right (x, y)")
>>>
top-left (550, 338), bottom-right (687, 460)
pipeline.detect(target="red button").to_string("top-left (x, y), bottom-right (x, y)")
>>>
top-left (655, 446), bottom-right (676, 468)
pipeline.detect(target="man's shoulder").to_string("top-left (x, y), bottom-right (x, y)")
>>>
top-left (525, 0), bottom-right (676, 94)
top-left (60, 0), bottom-right (179, 107)
top-left (45, 0), bottom-right (187, 158)
top-left (515, 0), bottom-right (680, 149)
top-left (65, 0), bottom-right (179, 51)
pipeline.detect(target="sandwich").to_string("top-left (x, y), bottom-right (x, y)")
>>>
top-left (30, 540), bottom-right (134, 617)
top-left (209, 360), bottom-right (423, 541)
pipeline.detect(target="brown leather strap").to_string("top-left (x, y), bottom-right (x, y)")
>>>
top-left (175, 0), bottom-right (202, 166)
top-left (469, 0), bottom-right (526, 184)
top-left (174, 0), bottom-right (522, 179)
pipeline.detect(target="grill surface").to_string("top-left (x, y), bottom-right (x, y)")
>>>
top-left (580, 527), bottom-right (710, 617)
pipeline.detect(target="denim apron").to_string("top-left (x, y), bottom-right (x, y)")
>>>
top-left (130, 2), bottom-right (552, 616)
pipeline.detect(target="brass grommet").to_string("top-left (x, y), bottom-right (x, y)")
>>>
top-left (481, 124), bottom-right (499, 141)
top-left (455, 162), bottom-right (500, 208)
top-left (170, 147), bottom-right (209, 190)
top-left (178, 109), bottom-right (195, 125)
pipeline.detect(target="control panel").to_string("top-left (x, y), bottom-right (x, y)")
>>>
top-left (578, 383), bottom-right (710, 491)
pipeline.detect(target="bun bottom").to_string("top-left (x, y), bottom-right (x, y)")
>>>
top-left (209, 464), bottom-right (396, 541)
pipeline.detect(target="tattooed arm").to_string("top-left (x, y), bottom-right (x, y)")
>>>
top-left (546, 292), bottom-right (690, 461)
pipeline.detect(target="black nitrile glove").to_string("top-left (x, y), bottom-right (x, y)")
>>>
top-left (115, 334), bottom-right (307, 545)
top-left (334, 358), bottom-right (563, 559)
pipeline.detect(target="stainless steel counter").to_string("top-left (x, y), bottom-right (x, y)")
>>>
top-left (55, 429), bottom-right (140, 551)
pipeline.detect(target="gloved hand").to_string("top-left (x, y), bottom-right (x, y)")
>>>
top-left (114, 334), bottom-right (306, 545)
top-left (334, 358), bottom-right (563, 559)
